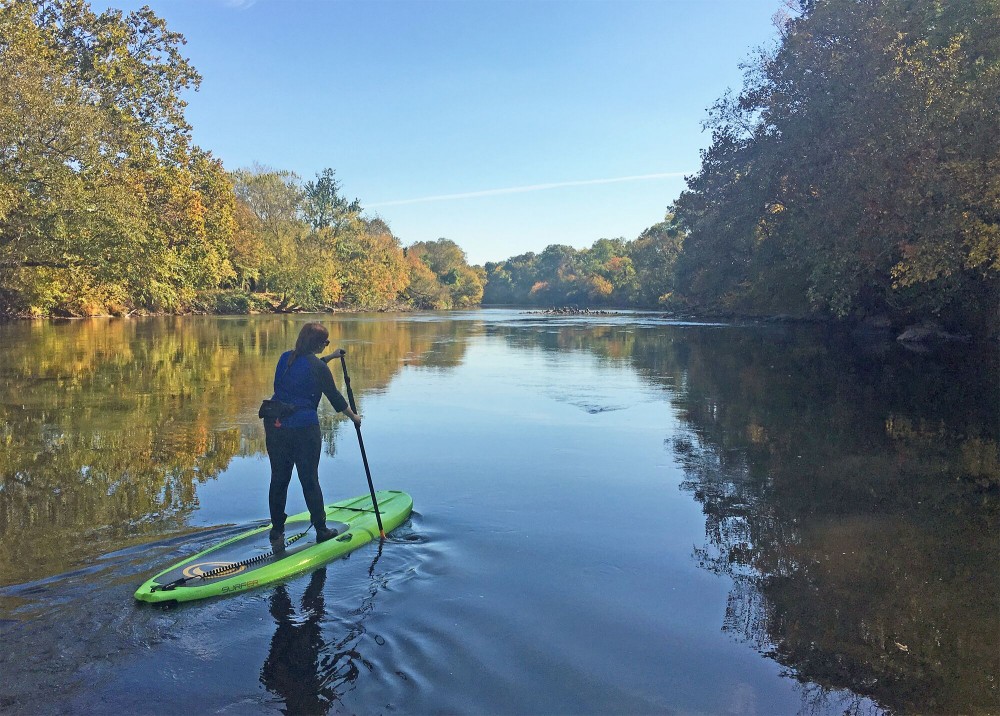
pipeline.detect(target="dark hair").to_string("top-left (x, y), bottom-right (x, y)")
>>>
top-left (290, 322), bottom-right (328, 364)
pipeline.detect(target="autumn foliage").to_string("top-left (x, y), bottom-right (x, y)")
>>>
top-left (669, 0), bottom-right (1000, 332)
top-left (0, 1), bottom-right (478, 317)
top-left (2, 0), bottom-right (996, 335)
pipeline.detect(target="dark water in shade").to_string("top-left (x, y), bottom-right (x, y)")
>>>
top-left (0, 310), bottom-right (997, 715)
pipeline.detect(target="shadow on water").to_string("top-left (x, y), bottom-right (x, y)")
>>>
top-left (261, 541), bottom-right (385, 714)
top-left (262, 568), bottom-right (337, 713)
top-left (260, 522), bottom-right (439, 715)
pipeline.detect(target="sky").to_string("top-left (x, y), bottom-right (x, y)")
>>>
top-left (97, 0), bottom-right (784, 265)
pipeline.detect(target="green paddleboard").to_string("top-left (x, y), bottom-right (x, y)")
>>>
top-left (134, 490), bottom-right (412, 604)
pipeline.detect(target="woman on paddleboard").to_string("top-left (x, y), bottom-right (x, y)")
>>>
top-left (264, 322), bottom-right (361, 548)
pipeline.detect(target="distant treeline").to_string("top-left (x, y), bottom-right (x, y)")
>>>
top-left (487, 0), bottom-right (999, 334)
top-left (0, 0), bottom-right (481, 317)
top-left (483, 218), bottom-right (682, 308)
top-left (2, 0), bottom-right (997, 332)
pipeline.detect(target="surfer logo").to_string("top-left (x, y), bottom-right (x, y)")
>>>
top-left (182, 561), bottom-right (246, 579)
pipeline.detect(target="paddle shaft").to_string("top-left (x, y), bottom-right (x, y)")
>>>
top-left (339, 354), bottom-right (386, 538)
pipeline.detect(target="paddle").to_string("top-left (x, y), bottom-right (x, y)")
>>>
top-left (334, 350), bottom-right (386, 539)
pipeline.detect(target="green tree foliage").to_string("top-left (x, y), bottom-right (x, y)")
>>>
top-left (403, 247), bottom-right (451, 309)
top-left (531, 244), bottom-right (581, 304)
top-left (0, 0), bottom-right (236, 315)
top-left (231, 166), bottom-right (313, 305)
top-left (333, 217), bottom-right (409, 309)
top-left (670, 0), bottom-right (1000, 330)
top-left (629, 214), bottom-right (685, 305)
top-left (404, 238), bottom-right (484, 308)
top-left (0, 1), bottom-right (427, 317)
top-left (230, 166), bottom-right (410, 311)
top-left (302, 167), bottom-right (361, 232)
top-left (481, 221), bottom-right (685, 308)
top-left (483, 251), bottom-right (538, 304)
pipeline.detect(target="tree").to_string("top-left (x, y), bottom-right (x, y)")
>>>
top-left (229, 166), bottom-right (413, 311)
top-left (231, 166), bottom-right (309, 304)
top-left (302, 168), bottom-right (361, 233)
top-left (333, 217), bottom-right (408, 309)
top-left (483, 252), bottom-right (537, 305)
top-left (404, 238), bottom-right (483, 308)
top-left (482, 228), bottom-right (681, 308)
top-left (404, 251), bottom-right (451, 308)
top-left (629, 214), bottom-right (686, 306)
top-left (0, 0), bottom-right (234, 315)
top-left (532, 244), bottom-right (580, 305)
top-left (227, 198), bottom-right (268, 291)
top-left (671, 0), bottom-right (1000, 330)
top-left (575, 238), bottom-right (638, 306)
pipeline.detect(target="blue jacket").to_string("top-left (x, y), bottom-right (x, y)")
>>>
top-left (270, 351), bottom-right (349, 428)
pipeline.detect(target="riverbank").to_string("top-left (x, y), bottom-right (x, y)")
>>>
top-left (5, 296), bottom-right (994, 348)
top-left (0, 290), bottom-right (418, 321)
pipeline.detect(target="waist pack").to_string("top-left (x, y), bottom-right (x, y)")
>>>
top-left (258, 398), bottom-right (296, 421)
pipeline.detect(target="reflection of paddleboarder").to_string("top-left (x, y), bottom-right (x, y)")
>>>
top-left (261, 544), bottom-right (386, 712)
top-left (265, 322), bottom-right (362, 548)
top-left (260, 568), bottom-right (333, 713)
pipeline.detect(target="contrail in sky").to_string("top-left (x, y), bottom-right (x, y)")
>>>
top-left (367, 172), bottom-right (689, 208)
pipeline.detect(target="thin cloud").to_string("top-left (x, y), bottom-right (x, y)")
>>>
top-left (367, 172), bottom-right (689, 208)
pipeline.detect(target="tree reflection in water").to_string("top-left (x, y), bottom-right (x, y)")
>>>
top-left (2, 314), bottom-right (996, 713)
top-left (261, 543), bottom-right (386, 714)
top-left (486, 320), bottom-right (999, 713)
top-left (0, 315), bottom-right (472, 586)
top-left (662, 328), bottom-right (999, 714)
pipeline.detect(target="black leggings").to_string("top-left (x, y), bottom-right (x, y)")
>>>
top-left (265, 424), bottom-right (327, 530)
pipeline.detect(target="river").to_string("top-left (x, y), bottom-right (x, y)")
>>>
top-left (0, 310), bottom-right (996, 714)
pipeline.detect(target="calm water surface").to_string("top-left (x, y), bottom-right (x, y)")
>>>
top-left (0, 310), bottom-right (997, 714)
